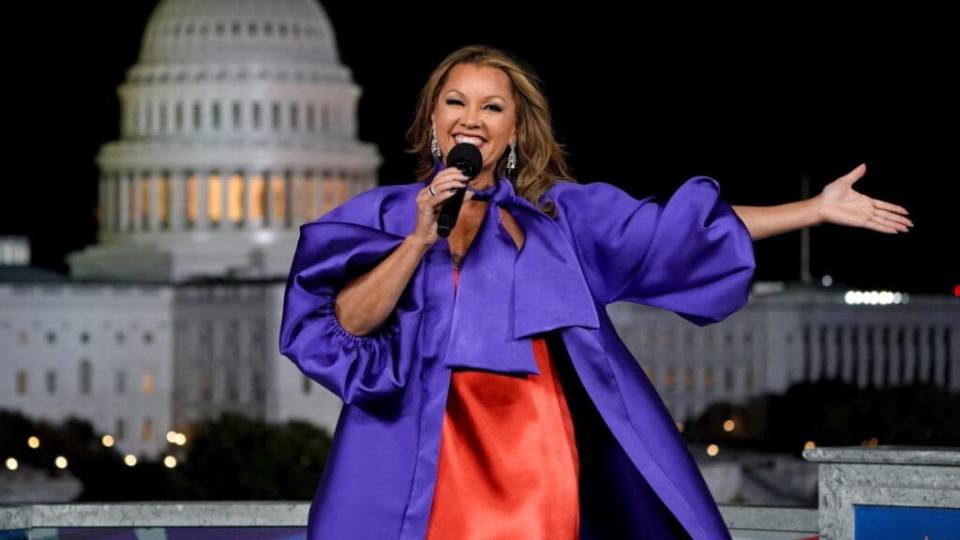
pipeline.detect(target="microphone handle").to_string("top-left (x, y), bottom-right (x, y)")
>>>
top-left (437, 185), bottom-right (467, 238)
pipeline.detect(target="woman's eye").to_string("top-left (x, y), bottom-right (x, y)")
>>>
top-left (445, 99), bottom-right (502, 112)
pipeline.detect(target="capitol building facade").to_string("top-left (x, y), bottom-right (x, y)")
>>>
top-left (2, 0), bottom-right (378, 458)
top-left (1, 0), bottom-right (957, 464)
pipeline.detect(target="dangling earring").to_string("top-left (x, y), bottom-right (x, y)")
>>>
top-left (430, 126), bottom-right (442, 162)
top-left (506, 143), bottom-right (517, 176)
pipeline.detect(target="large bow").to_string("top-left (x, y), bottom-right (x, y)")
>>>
top-left (439, 170), bottom-right (600, 375)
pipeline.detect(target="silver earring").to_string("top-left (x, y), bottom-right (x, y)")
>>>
top-left (506, 143), bottom-right (517, 173)
top-left (431, 127), bottom-right (442, 161)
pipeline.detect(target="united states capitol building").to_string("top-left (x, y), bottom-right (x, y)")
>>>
top-left (2, 0), bottom-right (958, 465)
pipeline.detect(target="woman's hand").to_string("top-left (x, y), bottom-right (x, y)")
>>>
top-left (813, 164), bottom-right (913, 234)
top-left (409, 168), bottom-right (468, 246)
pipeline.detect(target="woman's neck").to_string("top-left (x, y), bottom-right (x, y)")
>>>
top-left (469, 169), bottom-right (497, 191)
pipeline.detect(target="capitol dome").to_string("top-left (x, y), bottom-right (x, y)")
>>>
top-left (71, 0), bottom-right (380, 283)
top-left (139, 0), bottom-right (341, 65)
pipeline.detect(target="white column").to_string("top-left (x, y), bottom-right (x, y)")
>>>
top-left (856, 326), bottom-right (870, 388)
top-left (948, 326), bottom-right (960, 392)
top-left (823, 326), bottom-right (837, 380)
top-left (149, 170), bottom-right (162, 231)
top-left (888, 326), bottom-right (903, 385)
top-left (314, 171), bottom-right (326, 219)
top-left (291, 170), bottom-right (306, 224)
top-left (105, 173), bottom-right (117, 233)
top-left (221, 168), bottom-right (230, 229)
top-left (809, 326), bottom-right (823, 381)
top-left (132, 172), bottom-right (143, 232)
top-left (104, 172), bottom-right (116, 233)
top-left (119, 172), bottom-right (130, 233)
top-left (917, 325), bottom-right (931, 383)
top-left (197, 170), bottom-right (209, 230)
top-left (98, 173), bottom-right (108, 235)
top-left (932, 325), bottom-right (946, 386)
top-left (841, 326), bottom-right (856, 383)
top-left (346, 172), bottom-right (358, 201)
top-left (284, 170), bottom-right (293, 229)
top-left (171, 170), bottom-right (185, 232)
top-left (870, 326), bottom-right (880, 387)
top-left (242, 169), bottom-right (254, 230)
top-left (265, 170), bottom-right (275, 229)
top-left (903, 326), bottom-right (918, 384)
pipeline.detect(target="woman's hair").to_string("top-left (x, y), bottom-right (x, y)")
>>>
top-left (405, 44), bottom-right (576, 219)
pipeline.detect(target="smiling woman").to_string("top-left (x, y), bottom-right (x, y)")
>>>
top-left (279, 43), bottom-right (912, 540)
top-left (429, 63), bottom-right (515, 191)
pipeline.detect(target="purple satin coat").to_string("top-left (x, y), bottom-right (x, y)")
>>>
top-left (278, 165), bottom-right (756, 539)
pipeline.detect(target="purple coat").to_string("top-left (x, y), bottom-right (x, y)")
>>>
top-left (279, 165), bottom-right (755, 539)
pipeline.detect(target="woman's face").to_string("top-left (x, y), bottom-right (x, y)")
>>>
top-left (431, 63), bottom-right (517, 184)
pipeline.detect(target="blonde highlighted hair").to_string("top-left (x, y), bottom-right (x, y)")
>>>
top-left (405, 45), bottom-right (576, 218)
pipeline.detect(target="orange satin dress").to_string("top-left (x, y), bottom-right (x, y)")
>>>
top-left (425, 265), bottom-right (581, 540)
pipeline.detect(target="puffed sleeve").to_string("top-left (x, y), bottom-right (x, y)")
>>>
top-left (278, 189), bottom-right (418, 406)
top-left (551, 176), bottom-right (755, 326)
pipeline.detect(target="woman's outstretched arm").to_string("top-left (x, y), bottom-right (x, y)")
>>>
top-left (731, 164), bottom-right (913, 241)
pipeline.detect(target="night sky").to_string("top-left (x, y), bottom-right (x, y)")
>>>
top-left (8, 2), bottom-right (957, 294)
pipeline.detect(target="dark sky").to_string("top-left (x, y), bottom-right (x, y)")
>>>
top-left (8, 2), bottom-right (958, 294)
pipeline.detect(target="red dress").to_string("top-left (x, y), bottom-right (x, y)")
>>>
top-left (426, 265), bottom-right (581, 539)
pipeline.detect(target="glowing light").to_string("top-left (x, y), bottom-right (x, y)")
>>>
top-left (844, 290), bottom-right (908, 305)
top-left (124, 454), bottom-right (138, 466)
top-left (175, 433), bottom-right (187, 446)
top-left (164, 456), bottom-right (178, 468)
top-left (166, 431), bottom-right (178, 443)
top-left (706, 444), bottom-right (719, 457)
top-left (27, 436), bottom-right (40, 449)
top-left (5, 458), bottom-right (17, 470)
top-left (101, 435), bottom-right (114, 447)
top-left (55, 456), bottom-right (68, 469)
top-left (723, 420), bottom-right (735, 432)
top-left (804, 440), bottom-right (816, 450)
top-left (821, 275), bottom-right (833, 287)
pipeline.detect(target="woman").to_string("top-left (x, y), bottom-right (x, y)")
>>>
top-left (278, 45), bottom-right (912, 540)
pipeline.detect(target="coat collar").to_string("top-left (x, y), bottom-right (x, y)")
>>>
top-left (430, 163), bottom-right (599, 375)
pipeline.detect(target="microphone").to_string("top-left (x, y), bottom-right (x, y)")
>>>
top-left (437, 142), bottom-right (483, 238)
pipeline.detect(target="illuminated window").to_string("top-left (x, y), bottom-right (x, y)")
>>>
top-left (16, 370), bottom-right (27, 395)
top-left (249, 173), bottom-right (266, 219)
top-left (140, 174), bottom-right (150, 228)
top-left (270, 172), bottom-right (287, 223)
top-left (141, 417), bottom-right (153, 442)
top-left (228, 173), bottom-right (244, 224)
top-left (207, 172), bottom-right (222, 224)
top-left (142, 370), bottom-right (155, 396)
top-left (186, 172), bottom-right (199, 225)
top-left (301, 173), bottom-right (318, 221)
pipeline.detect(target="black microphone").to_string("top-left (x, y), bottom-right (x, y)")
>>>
top-left (437, 142), bottom-right (483, 238)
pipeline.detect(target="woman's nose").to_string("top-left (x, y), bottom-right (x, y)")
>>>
top-left (460, 108), bottom-right (482, 129)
